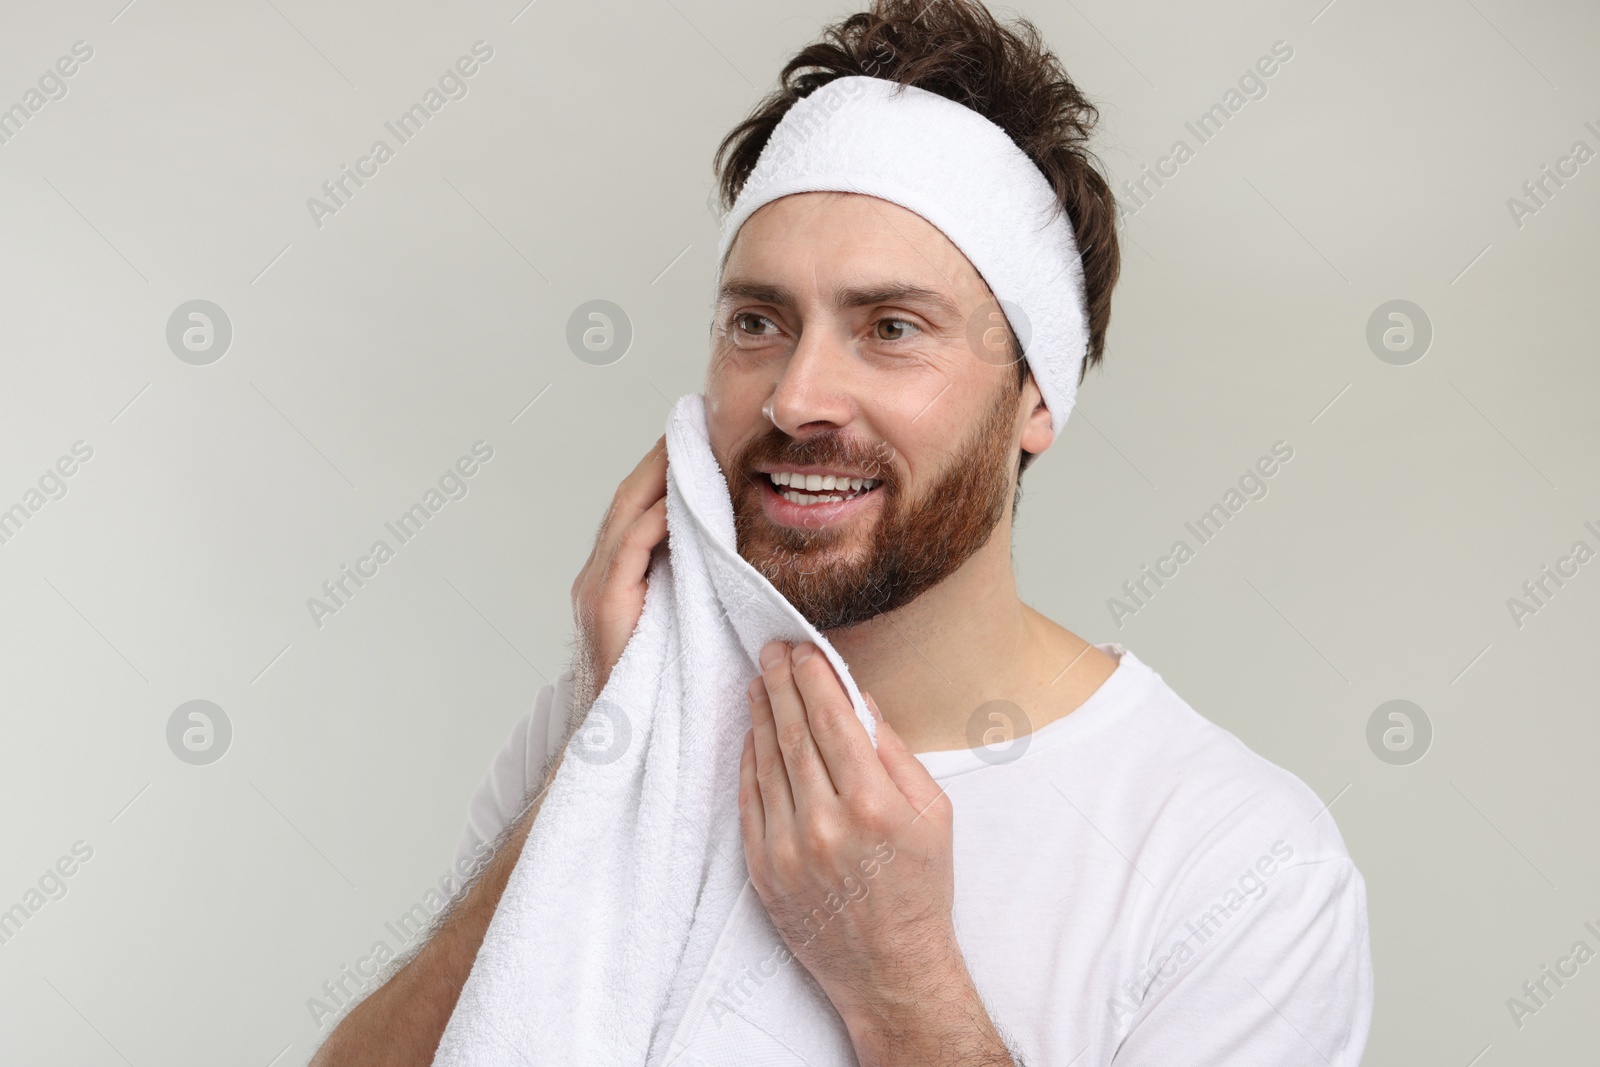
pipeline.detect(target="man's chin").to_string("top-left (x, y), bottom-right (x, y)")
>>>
top-left (740, 535), bottom-right (868, 577)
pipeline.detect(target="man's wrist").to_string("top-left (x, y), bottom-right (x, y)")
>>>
top-left (837, 953), bottom-right (1016, 1067)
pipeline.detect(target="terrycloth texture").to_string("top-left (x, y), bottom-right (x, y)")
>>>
top-left (432, 394), bottom-right (877, 1066)
top-left (715, 75), bottom-right (1091, 443)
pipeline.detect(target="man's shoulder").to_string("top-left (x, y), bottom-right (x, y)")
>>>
top-left (1087, 646), bottom-right (1351, 867)
top-left (451, 669), bottom-right (575, 873)
top-left (1078, 650), bottom-right (1372, 1064)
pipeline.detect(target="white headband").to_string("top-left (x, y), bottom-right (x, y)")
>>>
top-left (715, 75), bottom-right (1090, 443)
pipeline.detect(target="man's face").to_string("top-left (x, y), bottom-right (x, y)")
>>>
top-left (705, 192), bottom-right (1053, 632)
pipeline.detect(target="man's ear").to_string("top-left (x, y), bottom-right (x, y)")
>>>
top-left (1018, 373), bottom-right (1054, 455)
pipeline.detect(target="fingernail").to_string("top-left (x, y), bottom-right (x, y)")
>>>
top-left (792, 643), bottom-right (814, 666)
top-left (748, 677), bottom-right (765, 701)
top-left (760, 642), bottom-right (786, 669)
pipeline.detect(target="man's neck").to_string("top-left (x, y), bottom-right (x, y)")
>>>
top-left (824, 527), bottom-right (1118, 755)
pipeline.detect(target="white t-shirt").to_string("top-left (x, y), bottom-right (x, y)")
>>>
top-left (454, 643), bottom-right (1373, 1065)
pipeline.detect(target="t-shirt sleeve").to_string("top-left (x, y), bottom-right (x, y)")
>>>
top-left (450, 668), bottom-right (573, 874)
top-left (1111, 838), bottom-right (1374, 1065)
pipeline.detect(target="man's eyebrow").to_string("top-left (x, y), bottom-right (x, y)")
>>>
top-left (715, 280), bottom-right (963, 320)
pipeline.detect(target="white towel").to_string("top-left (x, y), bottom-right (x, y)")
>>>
top-left (432, 393), bottom-right (878, 1066)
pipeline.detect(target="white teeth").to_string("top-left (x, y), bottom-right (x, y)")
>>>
top-left (766, 471), bottom-right (881, 502)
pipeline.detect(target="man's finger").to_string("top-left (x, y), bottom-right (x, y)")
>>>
top-left (870, 712), bottom-right (947, 814)
top-left (602, 496), bottom-right (667, 590)
top-left (759, 641), bottom-right (835, 804)
top-left (746, 674), bottom-right (795, 829)
top-left (790, 644), bottom-right (885, 801)
top-left (738, 726), bottom-right (765, 843)
top-left (597, 435), bottom-right (667, 543)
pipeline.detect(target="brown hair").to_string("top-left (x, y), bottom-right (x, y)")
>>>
top-left (711, 0), bottom-right (1121, 480)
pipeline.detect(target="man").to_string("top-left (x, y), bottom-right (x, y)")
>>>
top-left (311, 2), bottom-right (1371, 1064)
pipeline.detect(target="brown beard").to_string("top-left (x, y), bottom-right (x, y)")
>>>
top-left (728, 375), bottom-right (1020, 632)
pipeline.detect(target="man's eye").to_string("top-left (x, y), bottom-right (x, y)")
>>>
top-left (734, 313), bottom-right (777, 336)
top-left (875, 318), bottom-right (919, 342)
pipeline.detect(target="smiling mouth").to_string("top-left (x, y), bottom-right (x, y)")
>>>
top-left (763, 470), bottom-right (883, 506)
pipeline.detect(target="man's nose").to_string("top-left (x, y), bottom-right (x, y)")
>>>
top-left (764, 326), bottom-right (855, 437)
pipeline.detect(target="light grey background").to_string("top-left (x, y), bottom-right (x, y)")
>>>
top-left (0, 0), bottom-right (1595, 1062)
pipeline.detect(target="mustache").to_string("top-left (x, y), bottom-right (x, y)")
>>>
top-left (732, 426), bottom-right (899, 486)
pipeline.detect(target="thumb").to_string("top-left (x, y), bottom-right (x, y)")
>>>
top-left (864, 691), bottom-right (943, 807)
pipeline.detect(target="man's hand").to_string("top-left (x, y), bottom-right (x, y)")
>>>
top-left (570, 435), bottom-right (668, 714)
top-left (739, 640), bottom-right (1018, 1066)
